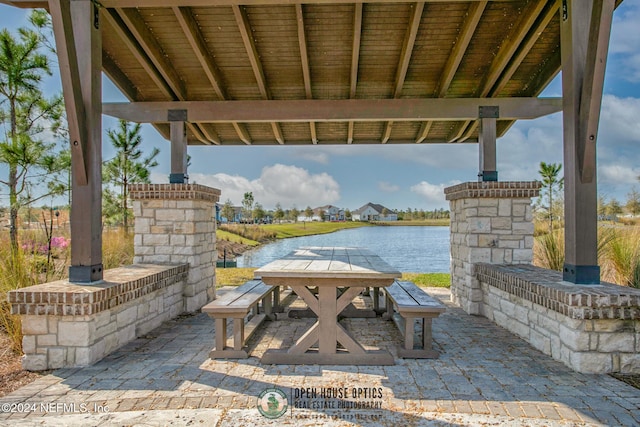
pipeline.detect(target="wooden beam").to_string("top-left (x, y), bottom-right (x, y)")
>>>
top-left (59, 0), bottom-right (103, 282)
top-left (170, 121), bottom-right (188, 183)
top-left (347, 3), bottom-right (363, 145)
top-left (478, 115), bottom-right (497, 181)
top-left (3, 0), bottom-right (518, 8)
top-left (103, 97), bottom-right (562, 123)
top-left (49, 0), bottom-right (88, 185)
top-left (578, 0), bottom-right (615, 183)
top-left (295, 4), bottom-right (317, 144)
top-left (232, 5), bottom-right (284, 144)
top-left (382, 1), bottom-right (424, 143)
top-left (562, 0), bottom-right (601, 284)
top-left (415, 121), bottom-right (432, 143)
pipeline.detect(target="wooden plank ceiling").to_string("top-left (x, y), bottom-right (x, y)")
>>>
top-left (8, 0), bottom-right (567, 145)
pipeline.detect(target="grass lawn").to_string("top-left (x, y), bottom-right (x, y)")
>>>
top-left (262, 221), bottom-right (371, 239)
top-left (216, 229), bottom-right (260, 246)
top-left (216, 267), bottom-right (450, 288)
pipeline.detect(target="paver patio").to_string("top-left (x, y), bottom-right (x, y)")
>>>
top-left (1, 287), bottom-right (638, 426)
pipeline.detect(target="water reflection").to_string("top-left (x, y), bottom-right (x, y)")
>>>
top-left (237, 226), bottom-right (450, 273)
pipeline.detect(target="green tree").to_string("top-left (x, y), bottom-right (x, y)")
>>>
top-left (289, 206), bottom-right (300, 223)
top-left (345, 208), bottom-right (352, 221)
top-left (606, 198), bottom-right (623, 218)
top-left (304, 206), bottom-right (313, 221)
top-left (626, 187), bottom-right (640, 216)
top-left (537, 162), bottom-right (564, 232)
top-left (0, 25), bottom-right (65, 249)
top-left (221, 199), bottom-right (235, 223)
top-left (241, 192), bottom-right (254, 222)
top-left (103, 120), bottom-right (159, 234)
top-left (253, 203), bottom-right (265, 223)
top-left (274, 203), bottom-right (285, 223)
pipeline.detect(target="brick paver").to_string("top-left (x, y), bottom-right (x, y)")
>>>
top-left (0, 287), bottom-right (638, 426)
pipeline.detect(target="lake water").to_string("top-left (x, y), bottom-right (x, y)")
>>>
top-left (236, 226), bottom-right (450, 273)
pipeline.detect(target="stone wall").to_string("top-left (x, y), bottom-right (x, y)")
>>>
top-left (8, 264), bottom-right (188, 370)
top-left (475, 264), bottom-right (640, 374)
top-left (445, 182), bottom-right (541, 315)
top-left (130, 184), bottom-right (221, 312)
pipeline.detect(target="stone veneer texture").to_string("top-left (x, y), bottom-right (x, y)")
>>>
top-left (130, 183), bottom-right (220, 312)
top-left (9, 264), bottom-right (188, 370)
top-left (475, 263), bottom-right (640, 374)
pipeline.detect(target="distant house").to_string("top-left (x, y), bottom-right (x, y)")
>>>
top-left (298, 205), bottom-right (345, 222)
top-left (216, 204), bottom-right (242, 223)
top-left (352, 202), bottom-right (397, 221)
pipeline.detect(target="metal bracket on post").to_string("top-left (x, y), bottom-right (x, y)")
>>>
top-left (479, 105), bottom-right (499, 119)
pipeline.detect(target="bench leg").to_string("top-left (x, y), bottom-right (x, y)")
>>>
top-left (373, 287), bottom-right (381, 313)
top-left (404, 316), bottom-right (415, 351)
top-left (383, 294), bottom-right (394, 320)
top-left (273, 286), bottom-right (283, 313)
top-left (233, 317), bottom-right (245, 351)
top-left (215, 318), bottom-right (227, 351)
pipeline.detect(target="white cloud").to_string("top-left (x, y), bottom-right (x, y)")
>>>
top-left (378, 181), bottom-right (400, 192)
top-left (410, 180), bottom-right (461, 209)
top-left (599, 164), bottom-right (639, 185)
top-left (291, 147), bottom-right (330, 165)
top-left (155, 164), bottom-right (340, 209)
top-left (610, 2), bottom-right (640, 82)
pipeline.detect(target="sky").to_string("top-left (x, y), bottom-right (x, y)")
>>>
top-left (1, 1), bottom-right (639, 212)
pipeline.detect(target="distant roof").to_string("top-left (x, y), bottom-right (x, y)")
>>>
top-left (354, 202), bottom-right (393, 214)
top-left (4, 0), bottom-right (572, 145)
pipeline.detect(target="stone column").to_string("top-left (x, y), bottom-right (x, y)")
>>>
top-left (130, 184), bottom-right (221, 311)
top-left (444, 182), bottom-right (541, 315)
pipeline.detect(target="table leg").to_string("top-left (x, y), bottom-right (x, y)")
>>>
top-left (318, 286), bottom-right (337, 354)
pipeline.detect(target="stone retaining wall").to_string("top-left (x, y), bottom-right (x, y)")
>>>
top-left (8, 264), bottom-right (188, 370)
top-left (476, 263), bottom-right (640, 374)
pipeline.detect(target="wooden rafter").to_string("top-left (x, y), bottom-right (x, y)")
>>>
top-left (347, 3), bottom-right (363, 144)
top-left (296, 4), bottom-right (317, 144)
top-left (450, 0), bottom-right (549, 142)
top-left (418, 1), bottom-right (486, 143)
top-left (382, 2), bottom-right (424, 143)
top-left (173, 6), bottom-right (247, 145)
top-left (113, 8), bottom-right (215, 145)
top-left (233, 4), bottom-right (284, 144)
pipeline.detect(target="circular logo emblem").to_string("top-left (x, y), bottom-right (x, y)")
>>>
top-left (257, 387), bottom-right (288, 419)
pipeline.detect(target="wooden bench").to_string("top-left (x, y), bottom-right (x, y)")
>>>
top-left (202, 279), bottom-right (275, 359)
top-left (384, 281), bottom-right (446, 358)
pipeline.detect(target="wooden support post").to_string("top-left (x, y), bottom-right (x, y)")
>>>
top-left (561, 0), bottom-right (613, 284)
top-left (169, 111), bottom-right (188, 184)
top-left (50, 0), bottom-right (103, 282)
top-left (478, 106), bottom-right (498, 182)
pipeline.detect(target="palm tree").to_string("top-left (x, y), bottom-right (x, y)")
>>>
top-left (538, 162), bottom-right (563, 232)
top-left (0, 27), bottom-right (52, 249)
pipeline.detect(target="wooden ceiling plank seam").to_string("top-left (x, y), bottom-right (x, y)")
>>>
top-left (102, 52), bottom-right (138, 101)
top-left (116, 7), bottom-right (187, 100)
top-left (490, 1), bottom-right (559, 96)
top-left (233, 4), bottom-right (284, 144)
top-left (187, 122), bottom-right (210, 144)
top-left (102, 9), bottom-right (176, 100)
top-left (173, 6), bottom-right (250, 145)
top-left (172, 6), bottom-right (227, 99)
top-left (348, 3), bottom-right (363, 144)
top-left (383, 1), bottom-right (424, 144)
top-left (295, 4), bottom-right (317, 144)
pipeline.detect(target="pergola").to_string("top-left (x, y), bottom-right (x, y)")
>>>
top-left (1, 0), bottom-right (619, 284)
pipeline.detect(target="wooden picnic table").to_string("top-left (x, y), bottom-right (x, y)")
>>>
top-left (254, 246), bottom-right (401, 365)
